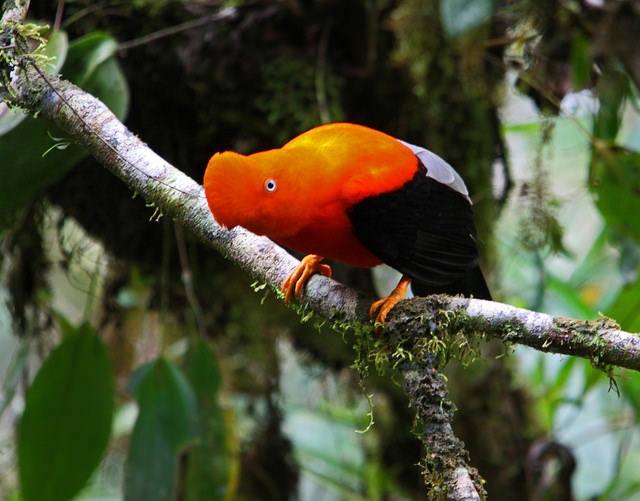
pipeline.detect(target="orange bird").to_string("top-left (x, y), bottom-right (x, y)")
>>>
top-left (203, 123), bottom-right (490, 329)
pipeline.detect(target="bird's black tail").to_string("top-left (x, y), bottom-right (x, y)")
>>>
top-left (411, 266), bottom-right (491, 300)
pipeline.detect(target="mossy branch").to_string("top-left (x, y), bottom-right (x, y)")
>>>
top-left (3, 9), bottom-right (640, 500)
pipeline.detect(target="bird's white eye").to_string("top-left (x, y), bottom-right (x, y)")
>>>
top-left (264, 178), bottom-right (277, 192)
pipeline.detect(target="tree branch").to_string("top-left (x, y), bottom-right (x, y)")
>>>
top-left (399, 353), bottom-right (485, 500)
top-left (1, 0), bottom-right (29, 25)
top-left (385, 295), bottom-right (640, 372)
top-left (2, 13), bottom-right (639, 499)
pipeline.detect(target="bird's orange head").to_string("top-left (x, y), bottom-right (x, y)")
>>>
top-left (203, 148), bottom-right (310, 239)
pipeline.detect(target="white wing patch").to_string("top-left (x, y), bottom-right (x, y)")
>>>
top-left (397, 139), bottom-right (471, 203)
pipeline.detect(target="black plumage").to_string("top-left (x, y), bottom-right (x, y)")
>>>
top-left (346, 161), bottom-right (491, 300)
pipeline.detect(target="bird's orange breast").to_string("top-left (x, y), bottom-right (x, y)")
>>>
top-left (274, 203), bottom-right (383, 267)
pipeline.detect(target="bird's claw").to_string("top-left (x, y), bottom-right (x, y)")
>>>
top-left (369, 275), bottom-right (412, 335)
top-left (282, 254), bottom-right (332, 304)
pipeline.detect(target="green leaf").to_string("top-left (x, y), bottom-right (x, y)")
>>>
top-left (124, 358), bottom-right (199, 501)
top-left (17, 324), bottom-right (114, 501)
top-left (0, 105), bottom-right (28, 137)
top-left (590, 147), bottom-right (640, 242)
top-left (547, 357), bottom-right (577, 404)
top-left (80, 56), bottom-right (129, 121)
top-left (570, 33), bottom-right (591, 89)
top-left (606, 269), bottom-right (640, 333)
top-left (62, 32), bottom-right (118, 85)
top-left (440, 0), bottom-right (494, 39)
top-left (62, 32), bottom-right (129, 121)
top-left (619, 371), bottom-right (640, 419)
top-left (593, 70), bottom-right (628, 142)
top-left (184, 338), bottom-right (222, 402)
top-left (183, 338), bottom-right (238, 501)
top-left (0, 32), bottom-right (128, 224)
top-left (41, 28), bottom-right (69, 74)
top-left (580, 363), bottom-right (603, 400)
top-left (568, 227), bottom-right (608, 286)
top-left (0, 117), bottom-right (87, 221)
top-left (546, 273), bottom-right (596, 320)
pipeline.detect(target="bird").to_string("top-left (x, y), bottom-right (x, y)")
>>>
top-left (203, 122), bottom-right (490, 331)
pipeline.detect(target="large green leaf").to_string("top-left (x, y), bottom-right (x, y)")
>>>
top-left (0, 118), bottom-right (88, 220)
top-left (183, 338), bottom-right (238, 501)
top-left (17, 324), bottom-right (114, 501)
top-left (0, 31), bottom-right (129, 222)
top-left (124, 358), bottom-right (199, 501)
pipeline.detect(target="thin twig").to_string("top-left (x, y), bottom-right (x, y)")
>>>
top-left (174, 221), bottom-right (207, 337)
top-left (118, 7), bottom-right (238, 51)
top-left (315, 19), bottom-right (332, 125)
top-left (53, 0), bottom-right (64, 32)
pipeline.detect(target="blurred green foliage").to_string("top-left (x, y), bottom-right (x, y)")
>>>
top-left (2, 1), bottom-right (640, 501)
top-left (124, 357), bottom-right (199, 501)
top-left (0, 30), bottom-right (128, 227)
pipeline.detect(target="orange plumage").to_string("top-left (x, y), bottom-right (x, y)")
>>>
top-left (204, 124), bottom-right (415, 266)
top-left (204, 123), bottom-right (489, 329)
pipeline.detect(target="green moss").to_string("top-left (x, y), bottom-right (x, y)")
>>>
top-left (250, 281), bottom-right (267, 293)
top-left (553, 315), bottom-right (617, 370)
top-left (1, 21), bottom-right (52, 101)
top-left (421, 465), bottom-right (447, 500)
top-left (331, 296), bottom-right (488, 386)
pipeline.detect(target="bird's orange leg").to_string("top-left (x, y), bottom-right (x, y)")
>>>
top-left (282, 254), bottom-right (332, 304)
top-left (369, 275), bottom-right (412, 334)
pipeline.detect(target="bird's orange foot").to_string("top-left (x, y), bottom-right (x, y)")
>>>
top-left (282, 254), bottom-right (332, 304)
top-left (369, 275), bottom-right (412, 334)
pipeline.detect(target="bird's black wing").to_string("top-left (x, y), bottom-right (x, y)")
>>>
top-left (346, 161), bottom-right (491, 299)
